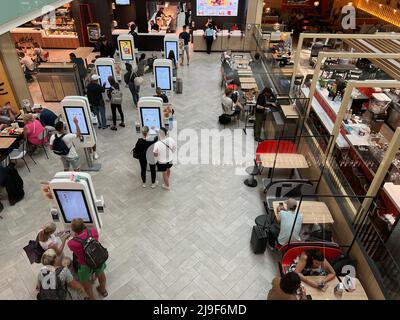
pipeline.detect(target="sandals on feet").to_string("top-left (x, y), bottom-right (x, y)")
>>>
top-left (96, 286), bottom-right (108, 298)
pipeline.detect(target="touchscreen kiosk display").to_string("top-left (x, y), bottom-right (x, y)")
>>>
top-left (165, 41), bottom-right (178, 63)
top-left (96, 65), bottom-right (114, 88)
top-left (119, 40), bottom-right (134, 61)
top-left (155, 66), bottom-right (171, 91)
top-left (140, 107), bottom-right (162, 135)
top-left (54, 190), bottom-right (92, 223)
top-left (116, 0), bottom-right (130, 4)
top-left (64, 106), bottom-right (90, 135)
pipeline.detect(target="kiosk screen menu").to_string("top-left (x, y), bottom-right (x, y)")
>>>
top-left (119, 39), bottom-right (134, 61)
top-left (155, 66), bottom-right (171, 91)
top-left (116, 0), bottom-right (130, 5)
top-left (64, 106), bottom-right (90, 135)
top-left (96, 65), bottom-right (114, 88)
top-left (140, 107), bottom-right (162, 135)
top-left (197, 0), bottom-right (239, 16)
top-left (165, 41), bottom-right (178, 62)
top-left (54, 190), bottom-right (92, 223)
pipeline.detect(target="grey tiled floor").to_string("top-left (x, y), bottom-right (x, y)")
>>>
top-left (0, 50), bottom-right (278, 300)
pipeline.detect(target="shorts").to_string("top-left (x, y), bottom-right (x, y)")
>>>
top-left (157, 162), bottom-right (173, 172)
top-left (77, 263), bottom-right (107, 282)
top-left (61, 156), bottom-right (80, 170)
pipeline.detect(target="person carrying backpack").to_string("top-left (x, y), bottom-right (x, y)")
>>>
top-left (67, 218), bottom-right (108, 300)
top-left (49, 118), bottom-right (82, 171)
top-left (37, 249), bottom-right (87, 300)
top-left (107, 76), bottom-right (125, 131)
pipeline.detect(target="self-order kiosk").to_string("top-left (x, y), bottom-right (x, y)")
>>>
top-left (60, 96), bottom-right (100, 171)
top-left (138, 97), bottom-right (164, 135)
top-left (153, 59), bottom-right (173, 93)
top-left (94, 58), bottom-right (116, 89)
top-left (164, 34), bottom-right (179, 62)
top-left (49, 172), bottom-right (104, 231)
top-left (117, 34), bottom-right (137, 70)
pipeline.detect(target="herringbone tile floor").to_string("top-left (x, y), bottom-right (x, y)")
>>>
top-left (0, 49), bottom-right (278, 300)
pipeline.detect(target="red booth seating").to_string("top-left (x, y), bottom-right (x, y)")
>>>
top-left (255, 140), bottom-right (297, 164)
top-left (280, 244), bottom-right (342, 275)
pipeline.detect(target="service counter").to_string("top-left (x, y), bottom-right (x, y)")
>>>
top-left (11, 27), bottom-right (79, 49)
top-left (36, 62), bottom-right (83, 102)
top-left (193, 30), bottom-right (246, 52)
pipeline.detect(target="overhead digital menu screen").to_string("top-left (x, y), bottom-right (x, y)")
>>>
top-left (54, 189), bottom-right (92, 223)
top-left (196, 0), bottom-right (239, 16)
top-left (155, 66), bottom-right (172, 91)
top-left (115, 0), bottom-right (130, 5)
top-left (64, 106), bottom-right (90, 135)
top-left (140, 107), bottom-right (162, 135)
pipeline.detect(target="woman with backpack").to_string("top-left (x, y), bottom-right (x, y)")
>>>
top-left (124, 63), bottom-right (139, 108)
top-left (37, 249), bottom-right (87, 300)
top-left (107, 76), bottom-right (125, 131)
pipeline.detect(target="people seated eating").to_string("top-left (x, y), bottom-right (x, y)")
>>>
top-left (267, 272), bottom-right (307, 300)
top-left (289, 249), bottom-right (336, 290)
top-left (221, 88), bottom-right (243, 117)
top-left (0, 102), bottom-right (16, 127)
top-left (268, 198), bottom-right (303, 249)
top-left (32, 104), bottom-right (58, 128)
top-left (22, 113), bottom-right (48, 153)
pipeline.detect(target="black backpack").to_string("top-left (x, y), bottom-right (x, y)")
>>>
top-left (219, 114), bottom-right (231, 125)
top-left (52, 134), bottom-right (70, 156)
top-left (37, 267), bottom-right (68, 300)
top-left (73, 229), bottom-right (108, 270)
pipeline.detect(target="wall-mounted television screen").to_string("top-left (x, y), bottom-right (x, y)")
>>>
top-left (196, 0), bottom-right (239, 16)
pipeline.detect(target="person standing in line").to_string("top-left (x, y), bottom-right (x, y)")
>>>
top-left (37, 223), bottom-right (69, 266)
top-left (67, 218), bottom-right (108, 300)
top-left (87, 74), bottom-right (108, 129)
top-left (189, 20), bottom-right (196, 44)
top-left (134, 126), bottom-right (158, 188)
top-left (69, 53), bottom-right (87, 91)
top-left (136, 53), bottom-right (147, 97)
top-left (185, 9), bottom-right (191, 27)
top-left (179, 25), bottom-right (191, 66)
top-left (50, 118), bottom-right (85, 171)
top-left (167, 50), bottom-right (177, 77)
top-left (204, 24), bottom-right (215, 54)
top-left (107, 76), bottom-right (125, 131)
top-left (153, 127), bottom-right (176, 190)
top-left (129, 23), bottom-right (139, 48)
top-left (124, 63), bottom-right (139, 108)
top-left (254, 87), bottom-right (276, 141)
top-left (154, 87), bottom-right (169, 103)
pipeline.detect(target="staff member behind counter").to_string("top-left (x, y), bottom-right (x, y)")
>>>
top-left (255, 87), bottom-right (277, 142)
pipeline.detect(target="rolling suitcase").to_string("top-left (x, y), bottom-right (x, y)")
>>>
top-left (176, 78), bottom-right (183, 94)
top-left (250, 225), bottom-right (268, 254)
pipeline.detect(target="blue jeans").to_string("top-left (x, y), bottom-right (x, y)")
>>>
top-left (129, 83), bottom-right (139, 106)
top-left (93, 104), bottom-right (107, 128)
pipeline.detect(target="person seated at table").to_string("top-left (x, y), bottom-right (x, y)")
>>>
top-left (150, 20), bottom-right (160, 32)
top-left (20, 52), bottom-right (35, 73)
top-left (221, 88), bottom-right (243, 117)
top-left (268, 198), bottom-right (303, 249)
top-left (267, 272), bottom-right (307, 300)
top-left (290, 249), bottom-right (336, 290)
top-left (32, 104), bottom-right (58, 128)
top-left (0, 102), bottom-right (16, 126)
top-left (22, 113), bottom-right (48, 154)
top-left (154, 87), bottom-right (169, 103)
top-left (33, 42), bottom-right (49, 63)
top-left (221, 59), bottom-right (240, 87)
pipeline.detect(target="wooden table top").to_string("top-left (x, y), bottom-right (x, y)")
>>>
top-left (241, 83), bottom-right (258, 90)
top-left (302, 276), bottom-right (368, 300)
top-left (258, 153), bottom-right (309, 169)
top-left (73, 47), bottom-right (94, 59)
top-left (233, 59), bottom-right (250, 65)
top-left (273, 201), bottom-right (334, 225)
top-left (0, 127), bottom-right (24, 137)
top-left (0, 137), bottom-right (17, 149)
top-left (280, 105), bottom-right (299, 119)
top-left (239, 77), bottom-right (256, 83)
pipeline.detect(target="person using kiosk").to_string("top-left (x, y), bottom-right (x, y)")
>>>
top-left (153, 127), bottom-right (176, 190)
top-left (50, 118), bottom-right (82, 171)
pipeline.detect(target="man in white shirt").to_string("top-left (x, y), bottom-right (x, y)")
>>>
top-left (153, 127), bottom-right (176, 190)
top-left (49, 118), bottom-right (81, 171)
